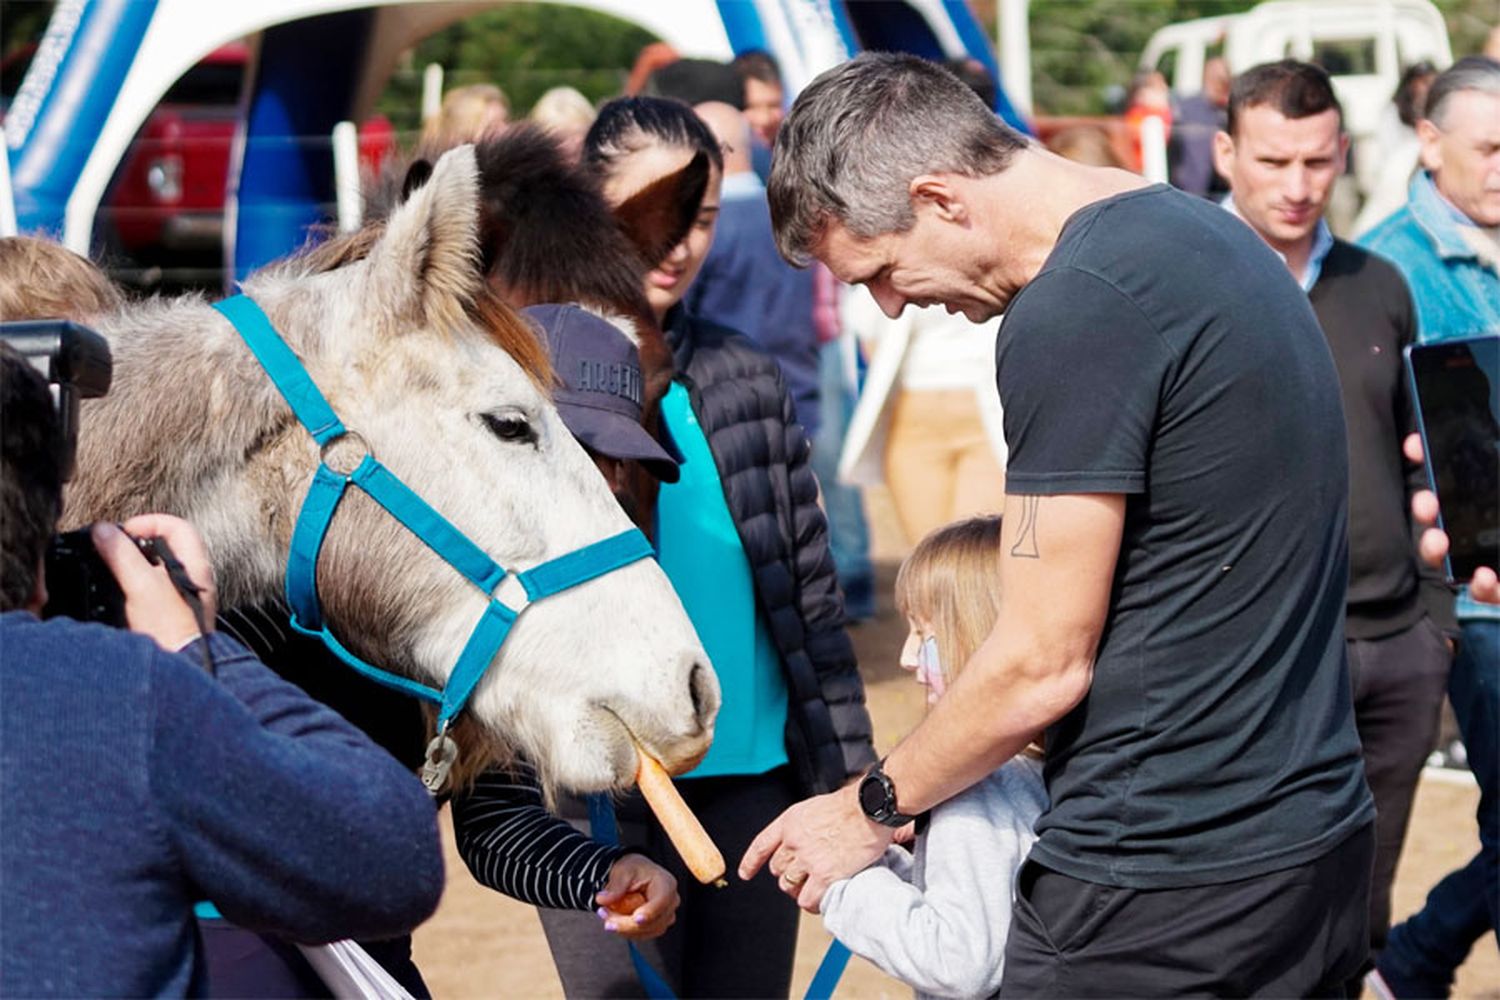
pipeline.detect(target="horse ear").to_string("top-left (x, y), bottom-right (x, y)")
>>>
top-left (613, 151), bottom-right (710, 266)
top-left (365, 145), bottom-right (481, 333)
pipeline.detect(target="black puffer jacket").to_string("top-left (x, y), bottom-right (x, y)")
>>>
top-left (665, 305), bottom-right (877, 795)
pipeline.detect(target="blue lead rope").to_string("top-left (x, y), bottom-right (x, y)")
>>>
top-left (805, 939), bottom-right (852, 1000)
top-left (587, 794), bottom-right (678, 1000)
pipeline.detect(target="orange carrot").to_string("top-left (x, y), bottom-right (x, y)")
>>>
top-left (635, 746), bottom-right (727, 886)
top-left (606, 891), bottom-right (649, 915)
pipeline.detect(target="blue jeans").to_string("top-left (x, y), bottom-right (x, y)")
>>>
top-left (1378, 619), bottom-right (1498, 996)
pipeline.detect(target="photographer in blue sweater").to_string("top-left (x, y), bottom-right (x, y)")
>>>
top-left (0, 341), bottom-right (445, 996)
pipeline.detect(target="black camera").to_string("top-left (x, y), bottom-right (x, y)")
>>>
top-left (3, 320), bottom-right (205, 635)
top-left (1, 319), bottom-right (112, 480)
top-left (2, 320), bottom-right (117, 623)
top-left (41, 527), bottom-right (181, 627)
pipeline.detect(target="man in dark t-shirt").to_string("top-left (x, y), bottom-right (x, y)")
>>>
top-left (740, 52), bottom-right (1375, 996)
top-left (1001, 182), bottom-right (1372, 886)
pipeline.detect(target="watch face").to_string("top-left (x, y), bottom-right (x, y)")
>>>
top-left (859, 772), bottom-right (888, 817)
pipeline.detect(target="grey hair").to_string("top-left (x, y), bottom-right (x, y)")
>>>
top-left (768, 52), bottom-right (1026, 265)
top-left (1423, 56), bottom-right (1500, 130)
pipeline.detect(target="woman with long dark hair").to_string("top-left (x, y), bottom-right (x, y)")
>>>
top-left (536, 95), bottom-right (877, 999)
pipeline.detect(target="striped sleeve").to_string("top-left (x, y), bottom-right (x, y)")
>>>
top-left (451, 762), bottom-right (627, 911)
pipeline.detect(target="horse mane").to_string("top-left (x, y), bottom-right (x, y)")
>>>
top-left (277, 223), bottom-right (554, 390)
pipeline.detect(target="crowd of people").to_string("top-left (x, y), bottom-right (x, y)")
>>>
top-left (1, 30), bottom-right (1497, 1000)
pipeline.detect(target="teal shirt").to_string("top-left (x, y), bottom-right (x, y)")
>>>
top-left (657, 382), bottom-right (789, 777)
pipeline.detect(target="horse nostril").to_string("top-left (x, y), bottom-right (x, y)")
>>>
top-left (689, 661), bottom-right (716, 726)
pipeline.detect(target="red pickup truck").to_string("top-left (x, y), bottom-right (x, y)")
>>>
top-left (104, 43), bottom-right (395, 284)
top-left (4, 42), bottom-right (394, 287)
top-left (103, 44), bottom-right (248, 262)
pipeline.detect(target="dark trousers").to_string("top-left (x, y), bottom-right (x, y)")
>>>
top-left (1378, 619), bottom-right (1499, 996)
top-left (1347, 617), bottom-right (1454, 951)
top-left (539, 766), bottom-right (802, 999)
top-left (999, 824), bottom-right (1374, 998)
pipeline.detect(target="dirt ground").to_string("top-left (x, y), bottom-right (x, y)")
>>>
top-left (413, 487), bottom-right (1498, 999)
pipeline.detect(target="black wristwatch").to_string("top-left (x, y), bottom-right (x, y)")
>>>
top-left (858, 759), bottom-right (916, 827)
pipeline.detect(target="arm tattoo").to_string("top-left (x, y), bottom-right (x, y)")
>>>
top-left (1010, 496), bottom-right (1040, 559)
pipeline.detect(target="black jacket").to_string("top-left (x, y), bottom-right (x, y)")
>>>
top-left (1309, 240), bottom-right (1456, 639)
top-left (665, 305), bottom-right (877, 795)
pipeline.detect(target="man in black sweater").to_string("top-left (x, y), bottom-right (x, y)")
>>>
top-left (1215, 59), bottom-right (1457, 963)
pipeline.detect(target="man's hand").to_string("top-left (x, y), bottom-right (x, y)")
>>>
top-left (92, 514), bottom-right (218, 650)
top-left (738, 783), bottom-right (894, 913)
top-left (595, 854), bottom-right (678, 939)
top-left (1403, 433), bottom-right (1499, 604)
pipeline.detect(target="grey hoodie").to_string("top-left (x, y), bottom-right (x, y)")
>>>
top-left (821, 756), bottom-right (1047, 999)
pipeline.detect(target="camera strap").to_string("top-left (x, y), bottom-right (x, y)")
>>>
top-left (211, 294), bottom-right (653, 794)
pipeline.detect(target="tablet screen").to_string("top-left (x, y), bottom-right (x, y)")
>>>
top-left (1407, 335), bottom-right (1500, 582)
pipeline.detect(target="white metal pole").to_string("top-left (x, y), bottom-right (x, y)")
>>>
top-left (1140, 113), bottom-right (1169, 184)
top-left (421, 62), bottom-right (444, 125)
top-left (0, 145), bottom-right (17, 238)
top-left (998, 0), bottom-right (1033, 118)
top-left (331, 120), bottom-right (361, 234)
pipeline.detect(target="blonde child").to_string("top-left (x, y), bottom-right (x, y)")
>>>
top-left (820, 516), bottom-right (1048, 999)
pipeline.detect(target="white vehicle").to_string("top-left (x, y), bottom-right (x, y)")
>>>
top-left (1141, 0), bottom-right (1451, 142)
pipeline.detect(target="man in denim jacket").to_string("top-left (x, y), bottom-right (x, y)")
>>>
top-left (1360, 57), bottom-right (1500, 338)
top-left (1359, 55), bottom-right (1500, 1000)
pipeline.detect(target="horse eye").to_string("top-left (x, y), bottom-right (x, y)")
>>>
top-left (480, 411), bottom-right (535, 445)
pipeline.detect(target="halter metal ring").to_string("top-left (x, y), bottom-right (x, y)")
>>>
top-left (320, 429), bottom-right (372, 476)
top-left (492, 572), bottom-right (532, 614)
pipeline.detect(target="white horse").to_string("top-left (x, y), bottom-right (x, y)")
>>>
top-left (63, 146), bottom-right (718, 794)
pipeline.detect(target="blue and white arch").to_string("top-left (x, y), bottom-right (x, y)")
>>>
top-left (2, 0), bottom-right (1027, 281)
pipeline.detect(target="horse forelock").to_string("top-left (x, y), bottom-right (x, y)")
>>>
top-left (471, 285), bottom-right (554, 388)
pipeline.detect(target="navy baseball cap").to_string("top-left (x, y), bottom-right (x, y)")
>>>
top-left (523, 304), bottom-right (681, 483)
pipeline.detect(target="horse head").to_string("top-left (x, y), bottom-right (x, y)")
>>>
top-left (387, 127), bottom-right (707, 532)
top-left (67, 145), bottom-right (718, 795)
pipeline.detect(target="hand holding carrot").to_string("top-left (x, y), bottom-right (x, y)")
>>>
top-left (597, 854), bottom-right (678, 939)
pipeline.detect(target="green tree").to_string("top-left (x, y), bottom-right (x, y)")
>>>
top-left (0, 1), bottom-right (54, 63)
top-left (376, 3), bottom-right (658, 132)
top-left (1436, 0), bottom-right (1498, 57)
top-left (1026, 1), bottom-right (1240, 114)
top-left (982, 0), bottom-right (1497, 116)
top-left (1, 0), bottom-right (57, 93)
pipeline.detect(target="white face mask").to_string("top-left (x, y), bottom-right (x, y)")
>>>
top-left (917, 635), bottom-right (946, 700)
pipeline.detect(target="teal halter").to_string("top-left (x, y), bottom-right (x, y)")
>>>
top-left (211, 295), bottom-right (654, 792)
